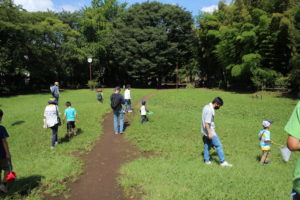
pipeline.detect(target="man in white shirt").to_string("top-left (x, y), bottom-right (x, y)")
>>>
top-left (201, 97), bottom-right (232, 167)
top-left (124, 84), bottom-right (132, 112)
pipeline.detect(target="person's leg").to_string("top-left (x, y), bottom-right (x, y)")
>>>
top-left (203, 136), bottom-right (212, 163)
top-left (113, 110), bottom-right (119, 134)
top-left (51, 125), bottom-right (58, 147)
top-left (260, 151), bottom-right (270, 164)
top-left (211, 136), bottom-right (225, 163)
top-left (119, 110), bottom-right (124, 133)
top-left (141, 115), bottom-right (145, 123)
top-left (124, 100), bottom-right (129, 112)
top-left (67, 122), bottom-right (71, 139)
top-left (73, 122), bottom-right (77, 136)
top-left (128, 99), bottom-right (132, 112)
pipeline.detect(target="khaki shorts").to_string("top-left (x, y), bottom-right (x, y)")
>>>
top-left (0, 159), bottom-right (10, 171)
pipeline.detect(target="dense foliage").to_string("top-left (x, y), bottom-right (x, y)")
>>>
top-left (197, 0), bottom-right (300, 91)
top-left (1, 0), bottom-right (300, 93)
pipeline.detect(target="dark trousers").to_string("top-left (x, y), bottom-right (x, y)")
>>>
top-left (141, 115), bottom-right (148, 123)
top-left (51, 124), bottom-right (58, 147)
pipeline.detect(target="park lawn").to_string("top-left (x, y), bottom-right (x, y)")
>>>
top-left (120, 89), bottom-right (299, 200)
top-left (0, 88), bottom-right (155, 200)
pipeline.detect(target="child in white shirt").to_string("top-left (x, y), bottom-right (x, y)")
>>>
top-left (140, 101), bottom-right (148, 123)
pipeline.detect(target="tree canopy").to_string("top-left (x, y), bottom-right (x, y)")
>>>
top-left (1, 0), bottom-right (300, 94)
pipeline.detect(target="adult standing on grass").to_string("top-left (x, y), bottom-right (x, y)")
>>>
top-left (124, 84), bottom-right (132, 113)
top-left (44, 98), bottom-right (60, 149)
top-left (285, 101), bottom-right (300, 199)
top-left (50, 82), bottom-right (60, 103)
top-left (201, 97), bottom-right (233, 167)
top-left (0, 109), bottom-right (11, 193)
top-left (110, 87), bottom-right (125, 135)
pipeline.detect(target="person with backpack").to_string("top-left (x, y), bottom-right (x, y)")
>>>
top-left (97, 88), bottom-right (103, 104)
top-left (50, 82), bottom-right (60, 104)
top-left (110, 87), bottom-right (125, 135)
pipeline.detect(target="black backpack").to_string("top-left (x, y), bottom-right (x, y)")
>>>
top-left (111, 94), bottom-right (121, 109)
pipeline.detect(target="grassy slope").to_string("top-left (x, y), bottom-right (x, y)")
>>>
top-left (0, 88), bottom-right (155, 200)
top-left (121, 89), bottom-right (298, 200)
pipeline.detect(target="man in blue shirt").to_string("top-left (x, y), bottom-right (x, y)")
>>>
top-left (50, 82), bottom-right (60, 103)
top-left (0, 109), bottom-right (11, 193)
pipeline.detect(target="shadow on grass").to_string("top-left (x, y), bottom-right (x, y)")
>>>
top-left (59, 128), bottom-right (84, 144)
top-left (0, 175), bottom-right (43, 198)
top-left (11, 121), bottom-right (25, 127)
top-left (124, 122), bottom-right (130, 132)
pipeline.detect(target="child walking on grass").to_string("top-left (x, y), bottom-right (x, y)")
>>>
top-left (0, 109), bottom-right (11, 193)
top-left (97, 88), bottom-right (103, 104)
top-left (140, 101), bottom-right (149, 123)
top-left (64, 101), bottom-right (77, 140)
top-left (258, 120), bottom-right (273, 165)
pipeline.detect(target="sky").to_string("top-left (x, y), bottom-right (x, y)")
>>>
top-left (13, 0), bottom-right (223, 16)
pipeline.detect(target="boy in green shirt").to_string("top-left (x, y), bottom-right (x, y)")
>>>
top-left (285, 102), bottom-right (300, 199)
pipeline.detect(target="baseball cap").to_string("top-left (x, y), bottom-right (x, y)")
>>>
top-left (262, 120), bottom-right (273, 128)
top-left (48, 97), bottom-right (58, 104)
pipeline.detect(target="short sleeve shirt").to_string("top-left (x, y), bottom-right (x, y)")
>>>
top-left (259, 129), bottom-right (271, 150)
top-left (285, 102), bottom-right (300, 192)
top-left (201, 103), bottom-right (217, 136)
top-left (0, 126), bottom-right (9, 159)
top-left (64, 108), bottom-right (77, 121)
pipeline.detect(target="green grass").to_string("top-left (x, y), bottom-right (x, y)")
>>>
top-left (120, 89), bottom-right (299, 200)
top-left (0, 88), bottom-right (155, 200)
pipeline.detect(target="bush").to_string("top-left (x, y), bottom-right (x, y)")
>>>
top-left (186, 83), bottom-right (195, 89)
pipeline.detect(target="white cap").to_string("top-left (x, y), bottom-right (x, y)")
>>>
top-left (262, 120), bottom-right (272, 128)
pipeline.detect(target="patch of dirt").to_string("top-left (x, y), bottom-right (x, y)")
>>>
top-left (50, 92), bottom-right (158, 200)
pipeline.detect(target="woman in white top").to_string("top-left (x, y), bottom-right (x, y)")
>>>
top-left (44, 98), bottom-right (60, 148)
top-left (124, 84), bottom-right (132, 112)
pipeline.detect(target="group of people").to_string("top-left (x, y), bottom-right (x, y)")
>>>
top-left (202, 97), bottom-right (300, 199)
top-left (44, 82), bottom-right (77, 149)
top-left (110, 85), bottom-right (150, 135)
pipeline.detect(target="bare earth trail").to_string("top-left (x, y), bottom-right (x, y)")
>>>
top-left (54, 92), bottom-right (157, 200)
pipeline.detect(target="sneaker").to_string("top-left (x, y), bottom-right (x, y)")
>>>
top-left (204, 161), bottom-right (211, 165)
top-left (220, 161), bottom-right (233, 167)
top-left (0, 184), bottom-right (8, 193)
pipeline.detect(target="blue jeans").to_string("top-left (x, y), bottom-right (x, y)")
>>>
top-left (113, 109), bottom-right (124, 134)
top-left (124, 99), bottom-right (132, 112)
top-left (203, 135), bottom-right (225, 163)
top-left (51, 124), bottom-right (58, 147)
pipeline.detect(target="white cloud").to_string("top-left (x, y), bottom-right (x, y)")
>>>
top-left (201, 5), bottom-right (218, 13)
top-left (59, 5), bottom-right (77, 12)
top-left (13, 0), bottom-right (54, 12)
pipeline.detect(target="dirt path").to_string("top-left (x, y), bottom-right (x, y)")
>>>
top-left (54, 93), bottom-right (156, 200)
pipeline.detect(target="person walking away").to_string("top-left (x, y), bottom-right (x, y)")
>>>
top-left (44, 98), bottom-right (60, 149)
top-left (64, 101), bottom-right (77, 140)
top-left (124, 84), bottom-right (132, 113)
top-left (50, 82), bottom-right (60, 103)
top-left (97, 88), bottom-right (103, 104)
top-left (258, 120), bottom-right (273, 165)
top-left (0, 109), bottom-right (12, 193)
top-left (201, 97), bottom-right (233, 167)
top-left (140, 101), bottom-right (149, 123)
top-left (110, 87), bottom-right (125, 135)
top-left (285, 101), bottom-right (300, 199)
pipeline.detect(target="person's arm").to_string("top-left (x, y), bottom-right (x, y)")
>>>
top-left (2, 138), bottom-right (11, 160)
top-left (287, 135), bottom-right (300, 151)
top-left (204, 123), bottom-right (213, 139)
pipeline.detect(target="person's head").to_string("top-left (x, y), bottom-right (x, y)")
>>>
top-left (126, 84), bottom-right (131, 89)
top-left (65, 101), bottom-right (72, 107)
top-left (262, 120), bottom-right (272, 130)
top-left (142, 100), bottom-right (146, 105)
top-left (0, 109), bottom-right (3, 122)
top-left (97, 88), bottom-right (103, 92)
top-left (114, 86), bottom-right (121, 93)
top-left (48, 97), bottom-right (58, 105)
top-left (54, 82), bottom-right (59, 86)
top-left (212, 97), bottom-right (223, 110)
